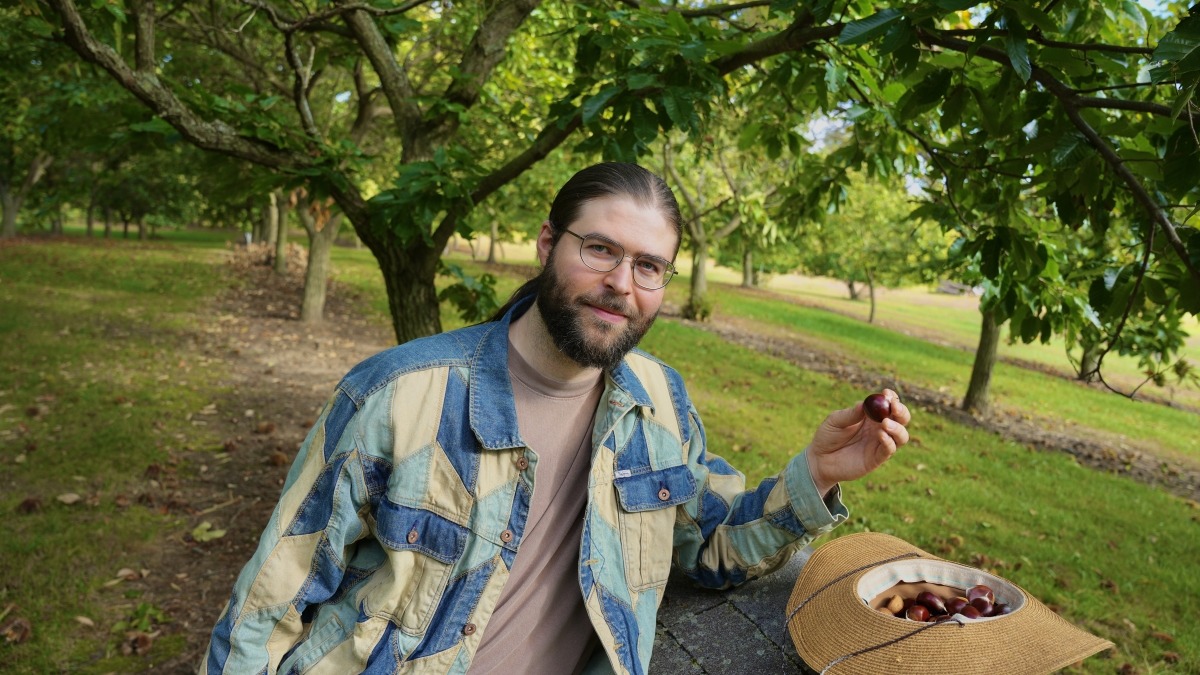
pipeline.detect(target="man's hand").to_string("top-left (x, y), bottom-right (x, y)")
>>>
top-left (807, 389), bottom-right (910, 497)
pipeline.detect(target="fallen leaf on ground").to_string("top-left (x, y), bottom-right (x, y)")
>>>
top-left (16, 497), bottom-right (41, 514)
top-left (116, 568), bottom-right (140, 581)
top-left (74, 616), bottom-right (95, 627)
top-left (191, 521), bottom-right (227, 543)
top-left (1, 617), bottom-right (32, 644)
top-left (120, 630), bottom-right (155, 655)
top-left (57, 493), bottom-right (82, 505)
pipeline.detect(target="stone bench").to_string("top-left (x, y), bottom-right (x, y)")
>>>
top-left (653, 547), bottom-right (814, 674)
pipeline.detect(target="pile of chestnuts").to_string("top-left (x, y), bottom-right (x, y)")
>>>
top-left (879, 584), bottom-right (1015, 622)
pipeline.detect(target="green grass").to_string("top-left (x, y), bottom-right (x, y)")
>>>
top-left (2, 236), bottom-right (1197, 673)
top-left (703, 284), bottom-right (1200, 469)
top-left (0, 239), bottom-right (233, 672)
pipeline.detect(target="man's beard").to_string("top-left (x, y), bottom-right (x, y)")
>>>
top-left (536, 250), bottom-right (658, 371)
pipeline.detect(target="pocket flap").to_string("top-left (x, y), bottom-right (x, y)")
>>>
top-left (375, 500), bottom-right (467, 564)
top-left (614, 464), bottom-right (696, 512)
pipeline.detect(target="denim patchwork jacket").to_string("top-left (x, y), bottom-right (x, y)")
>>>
top-left (202, 296), bottom-right (849, 675)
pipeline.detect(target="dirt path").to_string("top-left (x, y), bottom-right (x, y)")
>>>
top-left (137, 252), bottom-right (1199, 672)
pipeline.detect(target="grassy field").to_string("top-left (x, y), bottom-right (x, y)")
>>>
top-left (0, 234), bottom-right (237, 671)
top-left (1, 230), bottom-right (1197, 673)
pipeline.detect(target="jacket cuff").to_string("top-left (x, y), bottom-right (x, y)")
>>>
top-left (783, 450), bottom-right (849, 535)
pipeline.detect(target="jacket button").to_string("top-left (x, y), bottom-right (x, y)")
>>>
top-left (500, 529), bottom-right (513, 543)
top-left (407, 529), bottom-right (419, 544)
top-left (462, 623), bottom-right (476, 636)
top-left (658, 488), bottom-right (671, 501)
top-left (516, 456), bottom-right (529, 471)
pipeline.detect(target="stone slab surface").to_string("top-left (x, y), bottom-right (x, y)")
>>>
top-left (652, 547), bottom-right (815, 674)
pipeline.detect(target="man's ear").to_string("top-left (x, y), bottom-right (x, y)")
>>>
top-left (535, 221), bottom-right (555, 266)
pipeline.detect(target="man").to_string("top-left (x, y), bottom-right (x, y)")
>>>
top-left (202, 162), bottom-right (910, 675)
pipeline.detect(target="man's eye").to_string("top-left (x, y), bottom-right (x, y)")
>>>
top-left (586, 242), bottom-right (618, 257)
top-left (637, 258), bottom-right (665, 274)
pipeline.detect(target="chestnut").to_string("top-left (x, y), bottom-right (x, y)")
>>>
top-left (992, 603), bottom-right (1014, 616)
top-left (863, 393), bottom-right (891, 422)
top-left (906, 605), bottom-right (930, 622)
top-left (958, 605), bottom-right (982, 620)
top-left (916, 591), bottom-right (947, 614)
top-left (970, 597), bottom-right (993, 616)
top-left (945, 596), bottom-right (970, 614)
top-left (966, 585), bottom-right (995, 604)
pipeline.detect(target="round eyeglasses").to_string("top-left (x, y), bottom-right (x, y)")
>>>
top-left (561, 230), bottom-right (677, 290)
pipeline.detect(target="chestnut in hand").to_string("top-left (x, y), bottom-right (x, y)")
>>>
top-left (863, 393), bottom-right (891, 423)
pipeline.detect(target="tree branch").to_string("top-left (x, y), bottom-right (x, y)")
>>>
top-left (436, 0), bottom-right (541, 142)
top-left (711, 16), bottom-right (840, 75)
top-left (49, 0), bottom-right (307, 170)
top-left (918, 29), bottom-right (1200, 289)
top-left (341, 7), bottom-right (422, 142)
top-left (131, 0), bottom-right (156, 72)
top-left (938, 28), bottom-right (1155, 56)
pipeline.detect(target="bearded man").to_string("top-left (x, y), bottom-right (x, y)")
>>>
top-left (202, 162), bottom-right (910, 675)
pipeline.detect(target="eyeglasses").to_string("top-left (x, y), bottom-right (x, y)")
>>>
top-left (561, 230), bottom-right (677, 290)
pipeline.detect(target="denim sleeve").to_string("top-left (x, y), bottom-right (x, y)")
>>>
top-left (671, 403), bottom-right (848, 590)
top-left (200, 389), bottom-right (371, 673)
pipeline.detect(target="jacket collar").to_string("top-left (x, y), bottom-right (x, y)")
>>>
top-left (468, 294), bottom-right (653, 450)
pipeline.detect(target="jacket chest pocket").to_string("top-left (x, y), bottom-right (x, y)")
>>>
top-left (365, 501), bottom-right (467, 635)
top-left (614, 464), bottom-right (696, 591)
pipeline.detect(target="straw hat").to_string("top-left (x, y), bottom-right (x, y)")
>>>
top-left (786, 532), bottom-right (1113, 674)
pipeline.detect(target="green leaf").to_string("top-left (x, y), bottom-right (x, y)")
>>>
top-left (839, 9), bottom-right (903, 46)
top-left (1150, 14), bottom-right (1200, 82)
top-left (625, 73), bottom-right (658, 90)
top-left (129, 117), bottom-right (176, 135)
top-left (1005, 21), bottom-right (1032, 83)
top-left (941, 84), bottom-right (968, 129)
top-left (582, 85), bottom-right (621, 125)
top-left (1051, 132), bottom-right (1090, 168)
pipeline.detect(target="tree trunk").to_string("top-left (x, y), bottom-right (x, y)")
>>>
top-left (741, 249), bottom-right (754, 288)
top-left (962, 308), bottom-right (1001, 414)
top-left (274, 191), bottom-right (290, 275)
top-left (0, 188), bottom-right (16, 238)
top-left (374, 240), bottom-right (443, 343)
top-left (846, 280), bottom-right (860, 300)
top-left (137, 219), bottom-right (147, 241)
top-left (1078, 338), bottom-right (1102, 382)
top-left (103, 206), bottom-right (113, 238)
top-left (487, 220), bottom-right (498, 263)
top-left (297, 198), bottom-right (344, 323)
top-left (684, 245), bottom-right (710, 320)
top-left (265, 191), bottom-right (279, 246)
top-left (86, 195), bottom-right (96, 237)
top-left (866, 268), bottom-right (876, 324)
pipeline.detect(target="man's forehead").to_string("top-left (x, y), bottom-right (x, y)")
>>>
top-left (572, 197), bottom-right (679, 257)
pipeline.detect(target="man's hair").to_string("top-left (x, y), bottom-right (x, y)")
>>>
top-left (489, 162), bottom-right (682, 321)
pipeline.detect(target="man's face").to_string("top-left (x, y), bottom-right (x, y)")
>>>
top-left (536, 195), bottom-right (677, 370)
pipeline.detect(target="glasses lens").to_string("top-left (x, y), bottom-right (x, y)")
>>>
top-left (633, 257), bottom-right (671, 289)
top-left (579, 235), bottom-right (622, 271)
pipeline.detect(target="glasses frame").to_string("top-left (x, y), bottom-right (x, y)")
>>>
top-left (560, 229), bottom-right (677, 290)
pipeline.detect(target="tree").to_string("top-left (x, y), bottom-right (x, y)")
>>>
top-left (794, 170), bottom-right (944, 323)
top-left (34, 0), bottom-right (1200, 365)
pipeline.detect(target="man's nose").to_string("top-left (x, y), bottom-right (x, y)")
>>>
top-left (603, 256), bottom-right (636, 294)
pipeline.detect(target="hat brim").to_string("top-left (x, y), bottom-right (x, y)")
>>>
top-left (786, 532), bottom-right (1113, 675)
